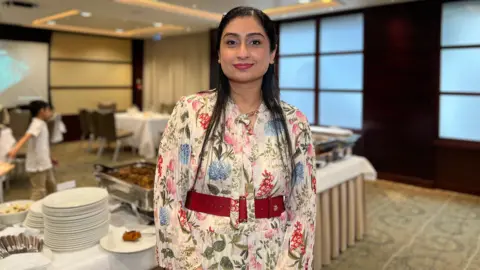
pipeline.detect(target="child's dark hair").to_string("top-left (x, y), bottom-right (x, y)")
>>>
top-left (29, 100), bottom-right (50, 117)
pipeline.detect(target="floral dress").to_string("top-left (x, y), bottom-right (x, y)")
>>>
top-left (154, 91), bottom-right (317, 270)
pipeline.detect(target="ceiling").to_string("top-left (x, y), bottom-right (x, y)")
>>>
top-left (0, 0), bottom-right (417, 39)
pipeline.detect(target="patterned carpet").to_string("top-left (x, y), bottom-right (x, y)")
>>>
top-left (5, 142), bottom-right (480, 270)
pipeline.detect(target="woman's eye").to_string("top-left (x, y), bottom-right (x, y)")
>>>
top-left (251, 40), bottom-right (261, 45)
top-left (226, 40), bottom-right (237, 46)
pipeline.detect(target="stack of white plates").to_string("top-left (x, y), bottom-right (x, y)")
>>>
top-left (42, 187), bottom-right (110, 252)
top-left (23, 199), bottom-right (44, 231)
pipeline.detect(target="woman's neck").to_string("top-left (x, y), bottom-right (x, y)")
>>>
top-left (229, 81), bottom-right (262, 114)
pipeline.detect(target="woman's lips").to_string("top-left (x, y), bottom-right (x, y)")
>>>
top-left (233, 63), bottom-right (254, 70)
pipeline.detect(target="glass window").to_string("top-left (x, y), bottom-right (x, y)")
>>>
top-left (279, 56), bottom-right (315, 89)
top-left (441, 48), bottom-right (480, 93)
top-left (319, 54), bottom-right (363, 90)
top-left (320, 13), bottom-right (364, 53)
top-left (439, 95), bottom-right (480, 142)
top-left (441, 1), bottom-right (480, 46)
top-left (319, 92), bottom-right (363, 129)
top-left (279, 20), bottom-right (316, 55)
top-left (280, 90), bottom-right (315, 123)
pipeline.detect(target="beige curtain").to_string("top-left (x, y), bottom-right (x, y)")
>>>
top-left (143, 32), bottom-right (210, 111)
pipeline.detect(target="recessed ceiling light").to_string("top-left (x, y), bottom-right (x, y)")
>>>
top-left (322, 0), bottom-right (332, 3)
top-left (115, 28), bottom-right (124, 33)
top-left (47, 21), bottom-right (56, 25)
top-left (153, 22), bottom-right (163, 27)
top-left (80, 11), bottom-right (92, 17)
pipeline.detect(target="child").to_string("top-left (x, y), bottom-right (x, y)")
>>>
top-left (8, 100), bottom-right (57, 200)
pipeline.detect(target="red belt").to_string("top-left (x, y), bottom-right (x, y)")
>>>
top-left (185, 190), bottom-right (285, 223)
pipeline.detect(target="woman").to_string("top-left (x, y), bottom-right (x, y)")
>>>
top-left (154, 6), bottom-right (317, 270)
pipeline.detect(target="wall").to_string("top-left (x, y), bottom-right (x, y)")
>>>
top-left (49, 33), bottom-right (132, 114)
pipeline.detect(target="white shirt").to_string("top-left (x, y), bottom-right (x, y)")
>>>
top-left (26, 118), bottom-right (52, 172)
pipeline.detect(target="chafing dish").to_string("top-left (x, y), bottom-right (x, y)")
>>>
top-left (313, 133), bottom-right (361, 168)
top-left (94, 161), bottom-right (155, 215)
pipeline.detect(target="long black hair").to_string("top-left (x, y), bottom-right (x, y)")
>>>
top-left (194, 6), bottom-right (294, 188)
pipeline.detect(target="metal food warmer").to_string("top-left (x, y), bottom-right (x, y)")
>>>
top-left (94, 161), bottom-right (155, 221)
top-left (311, 126), bottom-right (361, 168)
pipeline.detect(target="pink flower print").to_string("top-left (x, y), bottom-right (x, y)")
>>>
top-left (230, 199), bottom-right (239, 213)
top-left (195, 211), bottom-right (207, 221)
top-left (224, 132), bottom-right (234, 146)
top-left (311, 177), bottom-right (317, 192)
top-left (199, 113), bottom-right (210, 130)
top-left (307, 144), bottom-right (314, 156)
top-left (157, 155), bottom-right (163, 177)
top-left (167, 159), bottom-right (175, 172)
top-left (166, 176), bottom-right (176, 196)
top-left (178, 208), bottom-right (188, 229)
top-left (226, 116), bottom-right (235, 130)
top-left (292, 124), bottom-right (300, 136)
top-left (208, 226), bottom-right (215, 233)
top-left (296, 110), bottom-right (307, 122)
top-left (308, 162), bottom-right (313, 175)
top-left (192, 100), bottom-right (201, 112)
top-left (257, 170), bottom-right (274, 197)
top-left (264, 229), bottom-right (274, 239)
top-left (289, 119), bottom-right (295, 125)
top-left (290, 221), bottom-right (306, 255)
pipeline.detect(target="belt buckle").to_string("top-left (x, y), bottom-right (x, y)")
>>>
top-left (239, 196), bottom-right (247, 223)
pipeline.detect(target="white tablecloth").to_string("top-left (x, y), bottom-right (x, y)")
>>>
top-left (0, 128), bottom-right (16, 163)
top-left (316, 156), bottom-right (377, 193)
top-left (0, 207), bottom-right (156, 270)
top-left (115, 112), bottom-right (170, 159)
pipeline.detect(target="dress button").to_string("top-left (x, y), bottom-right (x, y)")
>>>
top-left (273, 205), bottom-right (278, 211)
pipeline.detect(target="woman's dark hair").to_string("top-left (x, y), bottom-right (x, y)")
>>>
top-left (194, 6), bottom-right (295, 188)
top-left (29, 100), bottom-right (50, 117)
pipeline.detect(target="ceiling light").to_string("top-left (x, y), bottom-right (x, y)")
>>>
top-left (47, 21), bottom-right (56, 25)
top-left (298, 0), bottom-right (310, 3)
top-left (115, 28), bottom-right (124, 33)
top-left (322, 0), bottom-right (332, 3)
top-left (153, 22), bottom-right (163, 27)
top-left (80, 11), bottom-right (92, 17)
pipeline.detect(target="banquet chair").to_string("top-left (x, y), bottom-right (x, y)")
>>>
top-left (78, 109), bottom-right (92, 151)
top-left (9, 110), bottom-right (31, 141)
top-left (96, 111), bottom-right (133, 162)
top-left (97, 102), bottom-right (117, 113)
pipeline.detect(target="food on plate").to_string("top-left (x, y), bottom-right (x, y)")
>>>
top-left (109, 166), bottom-right (155, 189)
top-left (0, 202), bottom-right (31, 214)
top-left (122, 231), bottom-right (142, 242)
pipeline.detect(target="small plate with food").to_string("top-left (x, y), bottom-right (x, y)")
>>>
top-left (100, 226), bottom-right (155, 253)
top-left (0, 200), bottom-right (33, 225)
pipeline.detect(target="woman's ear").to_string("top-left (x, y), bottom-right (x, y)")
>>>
top-left (270, 45), bottom-right (277, 64)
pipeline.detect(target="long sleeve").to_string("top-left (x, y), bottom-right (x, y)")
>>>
top-left (276, 118), bottom-right (317, 269)
top-left (154, 98), bottom-right (201, 270)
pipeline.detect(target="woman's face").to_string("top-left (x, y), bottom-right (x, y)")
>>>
top-left (218, 16), bottom-right (276, 84)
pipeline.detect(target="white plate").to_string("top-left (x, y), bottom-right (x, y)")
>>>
top-left (42, 187), bottom-right (108, 209)
top-left (28, 199), bottom-right (44, 214)
top-left (100, 226), bottom-right (155, 254)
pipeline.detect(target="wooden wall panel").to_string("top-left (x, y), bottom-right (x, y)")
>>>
top-left (50, 61), bottom-right (132, 87)
top-left (51, 89), bottom-right (131, 115)
top-left (51, 33), bottom-right (131, 61)
top-left (363, 0), bottom-right (441, 185)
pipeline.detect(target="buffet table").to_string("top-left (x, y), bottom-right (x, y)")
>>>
top-left (314, 156), bottom-right (377, 269)
top-left (115, 113), bottom-right (170, 159)
top-left (0, 205), bottom-right (156, 270)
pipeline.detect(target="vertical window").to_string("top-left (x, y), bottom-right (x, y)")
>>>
top-left (318, 13), bottom-right (364, 129)
top-left (278, 20), bottom-right (316, 123)
top-left (440, 1), bottom-right (480, 142)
